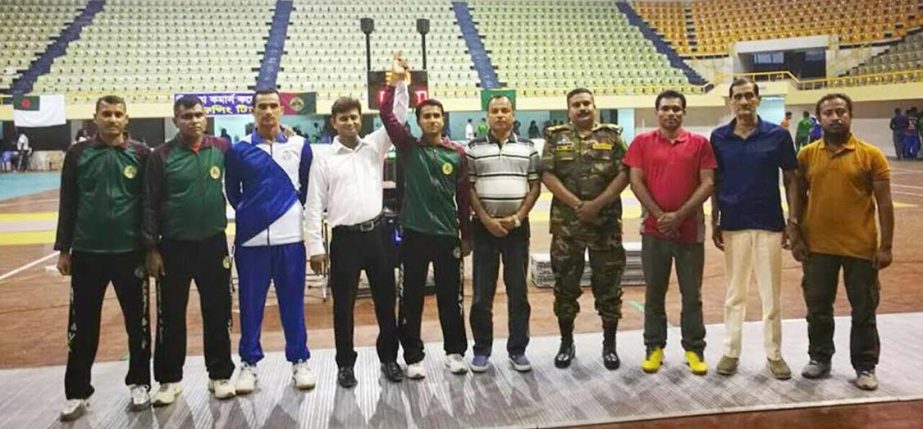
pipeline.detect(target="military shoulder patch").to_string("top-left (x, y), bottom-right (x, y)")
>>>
top-left (594, 123), bottom-right (623, 135)
top-left (544, 124), bottom-right (572, 139)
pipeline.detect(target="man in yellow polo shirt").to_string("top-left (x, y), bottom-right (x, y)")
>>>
top-left (787, 93), bottom-right (894, 391)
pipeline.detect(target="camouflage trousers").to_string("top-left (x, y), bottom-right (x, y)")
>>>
top-left (550, 232), bottom-right (626, 323)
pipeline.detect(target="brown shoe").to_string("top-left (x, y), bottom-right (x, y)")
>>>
top-left (716, 355), bottom-right (738, 376)
top-left (768, 358), bottom-right (792, 380)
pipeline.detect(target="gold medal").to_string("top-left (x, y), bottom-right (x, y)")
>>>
top-left (222, 256), bottom-right (231, 269)
top-left (209, 165), bottom-right (221, 179)
top-left (442, 162), bottom-right (453, 175)
top-left (123, 165), bottom-right (137, 179)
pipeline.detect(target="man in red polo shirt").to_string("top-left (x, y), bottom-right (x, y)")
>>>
top-left (624, 89), bottom-right (716, 376)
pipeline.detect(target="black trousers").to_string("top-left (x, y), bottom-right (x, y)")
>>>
top-left (802, 253), bottom-right (881, 371)
top-left (65, 251), bottom-right (151, 400)
top-left (330, 222), bottom-right (400, 367)
top-left (154, 233), bottom-right (234, 383)
top-left (398, 229), bottom-right (467, 364)
top-left (470, 219), bottom-right (531, 357)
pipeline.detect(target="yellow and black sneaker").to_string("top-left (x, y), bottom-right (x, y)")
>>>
top-left (641, 347), bottom-right (664, 374)
top-left (685, 351), bottom-right (708, 376)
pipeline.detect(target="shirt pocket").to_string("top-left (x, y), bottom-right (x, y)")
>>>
top-left (591, 149), bottom-right (615, 177)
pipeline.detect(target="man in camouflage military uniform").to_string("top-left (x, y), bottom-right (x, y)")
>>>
top-left (541, 88), bottom-right (630, 370)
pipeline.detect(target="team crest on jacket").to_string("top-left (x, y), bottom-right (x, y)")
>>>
top-left (442, 162), bottom-right (453, 175)
top-left (123, 165), bottom-right (137, 179)
top-left (209, 165), bottom-right (221, 179)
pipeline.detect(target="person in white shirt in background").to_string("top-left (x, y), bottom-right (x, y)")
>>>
top-left (305, 53), bottom-right (410, 388)
top-left (16, 132), bottom-right (31, 171)
top-left (465, 118), bottom-right (476, 141)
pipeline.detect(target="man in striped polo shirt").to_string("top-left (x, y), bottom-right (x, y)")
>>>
top-left (466, 96), bottom-right (541, 373)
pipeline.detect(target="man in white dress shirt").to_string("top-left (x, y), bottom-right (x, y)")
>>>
top-left (305, 55), bottom-right (410, 388)
top-left (16, 132), bottom-right (31, 171)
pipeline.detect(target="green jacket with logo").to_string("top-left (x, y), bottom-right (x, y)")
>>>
top-left (55, 137), bottom-right (151, 253)
top-left (142, 135), bottom-right (230, 247)
top-left (379, 85), bottom-right (471, 240)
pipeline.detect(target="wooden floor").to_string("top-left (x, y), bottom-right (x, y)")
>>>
top-left (2, 313), bottom-right (923, 428)
top-left (1, 160), bottom-right (923, 427)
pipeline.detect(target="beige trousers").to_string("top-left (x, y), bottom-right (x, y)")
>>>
top-left (722, 230), bottom-right (783, 360)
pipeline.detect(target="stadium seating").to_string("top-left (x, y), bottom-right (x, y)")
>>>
top-left (469, 0), bottom-right (693, 97)
top-left (30, 0), bottom-right (275, 104)
top-left (848, 32), bottom-right (923, 77)
top-left (631, 2), bottom-right (691, 54)
top-left (12, 0), bottom-right (698, 102)
top-left (0, 0), bottom-right (83, 94)
top-left (277, 0), bottom-right (480, 101)
top-left (634, 0), bottom-right (922, 55)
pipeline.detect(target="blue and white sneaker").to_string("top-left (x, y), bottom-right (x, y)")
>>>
top-left (470, 355), bottom-right (490, 373)
top-left (510, 354), bottom-right (532, 372)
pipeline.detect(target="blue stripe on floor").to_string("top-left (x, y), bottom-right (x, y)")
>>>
top-left (0, 172), bottom-right (60, 201)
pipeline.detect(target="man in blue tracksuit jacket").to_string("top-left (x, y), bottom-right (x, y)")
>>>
top-left (225, 89), bottom-right (315, 393)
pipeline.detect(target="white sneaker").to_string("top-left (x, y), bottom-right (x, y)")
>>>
top-left (292, 360), bottom-right (316, 390)
top-left (151, 382), bottom-right (182, 407)
top-left (59, 399), bottom-right (88, 421)
top-left (129, 385), bottom-right (150, 411)
top-left (445, 354), bottom-right (468, 374)
top-left (236, 363), bottom-right (257, 394)
top-left (855, 370), bottom-right (879, 391)
top-left (208, 379), bottom-right (236, 399)
top-left (405, 362), bottom-right (426, 380)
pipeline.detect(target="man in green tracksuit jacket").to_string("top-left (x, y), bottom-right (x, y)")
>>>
top-left (55, 95), bottom-right (152, 421)
top-left (142, 95), bottom-right (236, 405)
top-left (795, 111), bottom-right (814, 151)
top-left (379, 67), bottom-right (473, 379)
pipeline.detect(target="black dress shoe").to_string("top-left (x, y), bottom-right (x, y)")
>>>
top-left (554, 340), bottom-right (575, 368)
top-left (602, 345), bottom-right (620, 370)
top-left (381, 362), bottom-right (403, 382)
top-left (337, 367), bottom-right (357, 388)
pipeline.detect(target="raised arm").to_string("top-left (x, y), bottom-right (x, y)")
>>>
top-left (379, 84), bottom-right (416, 153)
top-left (367, 80), bottom-right (409, 156)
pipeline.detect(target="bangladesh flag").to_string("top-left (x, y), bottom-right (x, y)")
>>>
top-left (280, 92), bottom-right (317, 115)
top-left (13, 95), bottom-right (40, 111)
top-left (13, 94), bottom-right (66, 127)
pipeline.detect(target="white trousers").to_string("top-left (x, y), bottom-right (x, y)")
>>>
top-left (722, 230), bottom-right (783, 360)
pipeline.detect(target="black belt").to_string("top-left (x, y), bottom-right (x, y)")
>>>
top-left (334, 214), bottom-right (383, 233)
